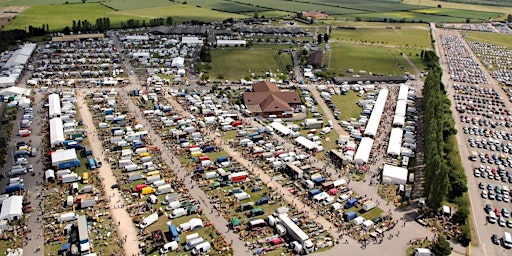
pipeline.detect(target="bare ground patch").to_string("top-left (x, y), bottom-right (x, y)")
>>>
top-left (0, 6), bottom-right (29, 29)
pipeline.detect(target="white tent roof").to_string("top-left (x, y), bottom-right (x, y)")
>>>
top-left (364, 88), bottom-right (388, 137)
top-left (125, 35), bottom-right (149, 40)
top-left (217, 40), bottom-right (247, 46)
top-left (397, 84), bottom-right (409, 101)
top-left (0, 77), bottom-right (16, 88)
top-left (353, 137), bottom-right (374, 165)
top-left (50, 118), bottom-right (65, 147)
top-left (51, 149), bottom-right (78, 166)
top-left (0, 196), bottom-right (23, 221)
top-left (270, 122), bottom-right (292, 136)
top-left (394, 100), bottom-right (407, 117)
top-left (49, 93), bottom-right (61, 118)
top-left (0, 86), bottom-right (30, 96)
top-left (387, 128), bottom-right (403, 156)
top-left (181, 37), bottom-right (203, 45)
top-left (354, 216), bottom-right (365, 225)
top-left (382, 164), bottom-right (408, 185)
top-left (392, 115), bottom-right (405, 127)
top-left (363, 220), bottom-right (374, 227)
top-left (295, 136), bottom-right (317, 150)
top-left (171, 57), bottom-right (184, 67)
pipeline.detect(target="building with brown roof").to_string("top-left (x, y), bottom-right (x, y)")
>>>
top-left (307, 50), bottom-right (324, 68)
top-left (243, 81), bottom-right (301, 118)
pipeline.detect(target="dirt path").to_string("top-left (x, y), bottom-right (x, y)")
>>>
top-left (75, 91), bottom-right (140, 255)
top-left (308, 85), bottom-right (348, 137)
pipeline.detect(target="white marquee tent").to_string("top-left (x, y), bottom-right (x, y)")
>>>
top-left (364, 88), bottom-right (388, 137)
top-left (49, 93), bottom-right (61, 118)
top-left (353, 137), bottom-right (374, 165)
top-left (50, 118), bottom-right (65, 147)
top-left (0, 196), bottom-right (23, 222)
top-left (295, 136), bottom-right (317, 150)
top-left (382, 164), bottom-right (408, 185)
top-left (387, 128), bottom-right (403, 156)
top-left (270, 122), bottom-right (292, 136)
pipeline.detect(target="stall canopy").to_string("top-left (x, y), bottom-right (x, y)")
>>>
top-left (189, 218), bottom-right (204, 230)
top-left (0, 196), bottom-right (23, 221)
top-left (49, 93), bottom-right (62, 118)
top-left (382, 164), bottom-right (408, 185)
top-left (295, 136), bottom-right (317, 150)
top-left (51, 148), bottom-right (78, 167)
top-left (353, 137), bottom-right (374, 165)
top-left (270, 121), bottom-right (292, 136)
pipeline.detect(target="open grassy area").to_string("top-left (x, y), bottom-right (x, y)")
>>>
top-left (402, 0), bottom-right (512, 14)
top-left (326, 42), bottom-right (408, 75)
top-left (117, 4), bottom-right (248, 24)
top-left (2, 3), bottom-right (149, 31)
top-left (330, 27), bottom-right (431, 49)
top-left (210, 47), bottom-right (291, 81)
top-left (410, 7), bottom-right (501, 21)
top-left (100, 0), bottom-right (175, 11)
top-left (465, 31), bottom-right (512, 49)
top-left (330, 91), bottom-right (363, 121)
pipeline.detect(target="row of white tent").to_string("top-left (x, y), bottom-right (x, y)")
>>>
top-left (363, 88), bottom-right (388, 137)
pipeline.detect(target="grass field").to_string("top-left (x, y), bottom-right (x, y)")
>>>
top-left (100, 0), bottom-right (175, 11)
top-left (330, 27), bottom-right (431, 49)
top-left (184, 0), bottom-right (269, 13)
top-left (464, 31), bottom-right (512, 49)
top-left (410, 7), bottom-right (501, 21)
top-left (2, 3), bottom-right (149, 31)
top-left (340, 8), bottom-right (501, 22)
top-left (326, 43), bottom-right (410, 75)
top-left (117, 4), bottom-right (248, 23)
top-left (209, 46), bottom-right (292, 81)
top-left (331, 91), bottom-right (363, 121)
top-left (0, 0), bottom-right (100, 5)
top-left (403, 0), bottom-right (512, 14)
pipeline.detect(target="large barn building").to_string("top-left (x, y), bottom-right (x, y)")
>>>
top-left (243, 81), bottom-right (301, 118)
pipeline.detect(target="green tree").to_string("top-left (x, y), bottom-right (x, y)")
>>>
top-left (317, 34), bottom-right (323, 43)
top-left (431, 235), bottom-right (452, 256)
top-left (323, 33), bottom-right (329, 43)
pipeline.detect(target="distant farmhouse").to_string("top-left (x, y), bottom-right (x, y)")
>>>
top-left (307, 50), bottom-right (324, 68)
top-left (243, 81), bottom-right (301, 118)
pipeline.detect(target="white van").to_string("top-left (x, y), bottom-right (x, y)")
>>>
top-left (504, 232), bottom-right (512, 249)
top-left (186, 237), bottom-right (204, 250)
top-left (170, 208), bottom-right (187, 218)
top-left (488, 211), bottom-right (497, 224)
top-left (160, 241), bottom-right (178, 253)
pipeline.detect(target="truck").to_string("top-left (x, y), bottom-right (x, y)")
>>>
top-left (145, 175), bottom-right (161, 185)
top-left (170, 208), bottom-right (187, 219)
top-left (414, 248), bottom-right (433, 256)
top-left (80, 197), bottom-right (97, 208)
top-left (7, 168), bottom-right (27, 177)
top-left (362, 201), bottom-right (377, 212)
top-left (191, 241), bottom-right (211, 255)
top-left (141, 187), bottom-right (156, 195)
top-left (6, 183), bottom-right (25, 193)
top-left (155, 184), bottom-right (173, 195)
top-left (139, 212), bottom-right (158, 229)
top-left (277, 213), bottom-right (314, 254)
top-left (62, 173), bottom-right (80, 183)
top-left (58, 212), bottom-right (78, 223)
top-left (229, 171), bottom-right (248, 183)
top-left (344, 198), bottom-right (358, 209)
top-left (79, 185), bottom-right (94, 194)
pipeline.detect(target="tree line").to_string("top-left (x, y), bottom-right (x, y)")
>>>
top-left (62, 16), bottom-right (175, 34)
top-left (421, 50), bottom-right (471, 245)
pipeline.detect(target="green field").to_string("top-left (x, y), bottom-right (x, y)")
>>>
top-left (209, 46), bottom-right (292, 81)
top-left (325, 43), bottom-right (411, 75)
top-left (331, 91), bottom-right (363, 121)
top-left (117, 4), bottom-right (248, 23)
top-left (100, 0), bottom-right (175, 11)
top-left (341, 8), bottom-right (501, 23)
top-left (184, 0), bottom-right (270, 13)
top-left (403, 0), bottom-right (512, 15)
top-left (330, 27), bottom-right (431, 49)
top-left (0, 0), bottom-right (100, 5)
top-left (465, 31), bottom-right (512, 49)
top-left (2, 3), bottom-right (150, 31)
top-left (411, 7), bottom-right (501, 21)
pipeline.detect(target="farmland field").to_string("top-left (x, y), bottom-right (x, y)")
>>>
top-left (340, 8), bottom-right (501, 23)
top-left (410, 8), bottom-right (501, 21)
top-left (184, 0), bottom-right (270, 13)
top-left (100, 0), bottom-right (174, 11)
top-left (330, 28), bottom-right (431, 49)
top-left (0, 0), bottom-right (100, 5)
top-left (233, 0), bottom-right (368, 15)
top-left (209, 46), bottom-right (291, 81)
top-left (402, 0), bottom-right (512, 14)
top-left (117, 5), bottom-right (248, 23)
top-left (325, 43), bottom-right (411, 75)
top-left (2, 3), bottom-right (149, 31)
top-left (464, 31), bottom-right (512, 49)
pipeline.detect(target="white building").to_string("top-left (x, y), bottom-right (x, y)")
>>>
top-left (217, 40), bottom-right (247, 46)
top-left (0, 196), bottom-right (23, 222)
top-left (382, 164), bottom-right (408, 185)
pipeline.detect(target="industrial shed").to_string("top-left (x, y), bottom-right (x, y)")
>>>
top-left (49, 93), bottom-right (62, 118)
top-left (364, 88), bottom-right (388, 137)
top-left (353, 137), bottom-right (374, 165)
top-left (50, 118), bottom-right (65, 147)
top-left (387, 128), bottom-right (403, 156)
top-left (0, 196), bottom-right (23, 222)
top-left (216, 40), bottom-right (247, 46)
top-left (382, 164), bottom-right (408, 185)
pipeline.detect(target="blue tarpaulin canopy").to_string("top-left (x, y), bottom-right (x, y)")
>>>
top-left (61, 244), bottom-right (71, 250)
